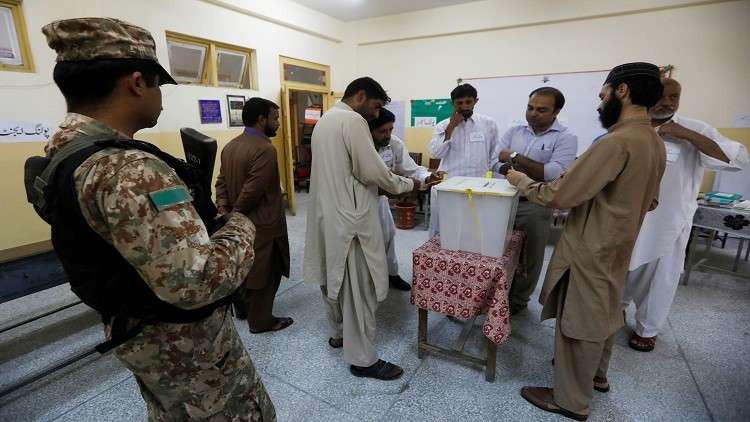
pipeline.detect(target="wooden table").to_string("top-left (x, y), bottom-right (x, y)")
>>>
top-left (410, 233), bottom-right (523, 381)
top-left (683, 204), bottom-right (750, 284)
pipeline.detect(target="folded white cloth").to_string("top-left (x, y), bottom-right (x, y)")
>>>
top-left (733, 199), bottom-right (750, 210)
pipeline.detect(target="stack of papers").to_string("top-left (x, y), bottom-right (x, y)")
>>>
top-left (704, 192), bottom-right (742, 206)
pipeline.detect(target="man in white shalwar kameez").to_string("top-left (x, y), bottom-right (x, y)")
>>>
top-left (428, 83), bottom-right (501, 237)
top-left (304, 77), bottom-right (415, 380)
top-left (623, 78), bottom-right (749, 352)
top-left (369, 108), bottom-right (444, 291)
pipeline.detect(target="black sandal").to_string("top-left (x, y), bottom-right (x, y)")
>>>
top-left (249, 317), bottom-right (294, 334)
top-left (593, 376), bottom-right (610, 393)
top-left (350, 360), bottom-right (403, 380)
top-left (328, 337), bottom-right (343, 348)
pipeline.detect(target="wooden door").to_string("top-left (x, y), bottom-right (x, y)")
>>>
top-left (280, 87), bottom-right (297, 214)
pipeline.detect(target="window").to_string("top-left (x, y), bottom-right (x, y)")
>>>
top-left (279, 56), bottom-right (330, 92)
top-left (283, 63), bottom-right (326, 86)
top-left (167, 39), bottom-right (207, 84)
top-left (165, 31), bottom-right (256, 89)
top-left (0, 0), bottom-right (33, 72)
top-left (217, 48), bottom-right (249, 88)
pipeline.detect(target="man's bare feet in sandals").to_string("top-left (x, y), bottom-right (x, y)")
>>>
top-left (593, 376), bottom-right (610, 393)
top-left (551, 358), bottom-right (610, 392)
top-left (629, 332), bottom-right (656, 352)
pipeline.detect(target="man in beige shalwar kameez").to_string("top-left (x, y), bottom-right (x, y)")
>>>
top-left (507, 63), bottom-right (667, 421)
top-left (304, 77), bottom-right (415, 381)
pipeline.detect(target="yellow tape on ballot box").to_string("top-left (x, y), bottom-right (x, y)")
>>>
top-left (464, 188), bottom-right (482, 244)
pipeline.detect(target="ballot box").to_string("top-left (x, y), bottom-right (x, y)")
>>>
top-left (434, 176), bottom-right (519, 258)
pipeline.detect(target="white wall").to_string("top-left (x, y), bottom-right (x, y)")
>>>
top-left (0, 0), bottom-right (355, 134)
top-left (350, 0), bottom-right (735, 44)
top-left (0, 0), bottom-right (357, 253)
top-left (352, 0), bottom-right (750, 128)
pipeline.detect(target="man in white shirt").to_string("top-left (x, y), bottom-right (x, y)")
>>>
top-left (304, 77), bottom-right (416, 380)
top-left (428, 83), bottom-right (501, 236)
top-left (623, 78), bottom-right (749, 352)
top-left (369, 108), bottom-right (444, 290)
top-left (497, 87), bottom-right (578, 315)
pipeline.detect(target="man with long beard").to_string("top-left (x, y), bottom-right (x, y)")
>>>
top-left (506, 62), bottom-right (666, 420)
top-left (623, 78), bottom-right (748, 352)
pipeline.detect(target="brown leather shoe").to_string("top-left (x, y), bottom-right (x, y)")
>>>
top-left (520, 387), bottom-right (588, 421)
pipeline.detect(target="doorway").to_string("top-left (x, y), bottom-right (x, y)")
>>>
top-left (288, 90), bottom-right (323, 193)
top-left (278, 56), bottom-right (333, 214)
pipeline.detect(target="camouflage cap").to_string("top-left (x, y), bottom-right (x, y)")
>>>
top-left (42, 17), bottom-right (176, 85)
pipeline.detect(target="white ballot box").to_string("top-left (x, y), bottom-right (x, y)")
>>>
top-left (435, 176), bottom-right (519, 257)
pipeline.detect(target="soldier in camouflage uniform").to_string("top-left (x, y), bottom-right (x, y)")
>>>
top-left (41, 18), bottom-right (275, 421)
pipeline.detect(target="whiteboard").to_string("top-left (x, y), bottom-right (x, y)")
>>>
top-left (714, 165), bottom-right (750, 198)
top-left (467, 70), bottom-right (609, 155)
top-left (385, 100), bottom-right (406, 141)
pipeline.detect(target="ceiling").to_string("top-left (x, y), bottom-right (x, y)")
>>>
top-left (291, 0), bottom-right (483, 21)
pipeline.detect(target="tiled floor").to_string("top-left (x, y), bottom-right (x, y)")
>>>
top-left (1, 192), bottom-right (748, 421)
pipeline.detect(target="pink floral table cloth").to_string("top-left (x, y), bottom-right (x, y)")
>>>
top-left (410, 232), bottom-right (524, 344)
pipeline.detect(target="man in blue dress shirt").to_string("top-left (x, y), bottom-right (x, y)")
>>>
top-left (498, 87), bottom-right (578, 315)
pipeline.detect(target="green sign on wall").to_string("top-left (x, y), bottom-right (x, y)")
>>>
top-left (410, 98), bottom-right (453, 127)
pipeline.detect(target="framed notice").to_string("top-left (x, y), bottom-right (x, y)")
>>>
top-left (226, 95), bottom-right (246, 127)
top-left (198, 99), bottom-right (222, 124)
top-left (303, 106), bottom-right (322, 124)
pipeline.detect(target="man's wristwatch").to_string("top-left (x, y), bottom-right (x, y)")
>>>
top-left (509, 151), bottom-right (519, 165)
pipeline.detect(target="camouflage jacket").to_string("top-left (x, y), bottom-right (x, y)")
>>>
top-left (46, 113), bottom-right (256, 314)
top-left (46, 114), bottom-right (275, 421)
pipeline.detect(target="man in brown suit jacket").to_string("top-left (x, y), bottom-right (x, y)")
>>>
top-left (507, 63), bottom-right (666, 421)
top-left (216, 97), bottom-right (293, 333)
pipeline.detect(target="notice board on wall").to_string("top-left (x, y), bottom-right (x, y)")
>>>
top-left (410, 98), bottom-right (453, 128)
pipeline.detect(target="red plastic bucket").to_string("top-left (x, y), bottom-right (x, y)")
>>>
top-left (394, 202), bottom-right (417, 229)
